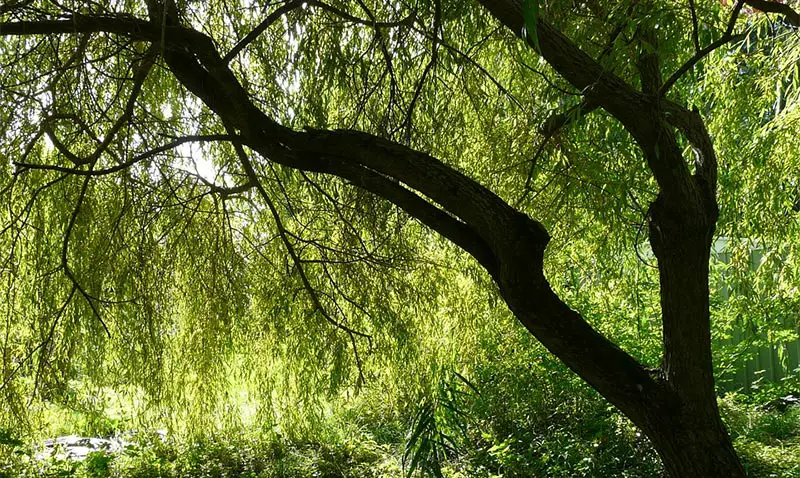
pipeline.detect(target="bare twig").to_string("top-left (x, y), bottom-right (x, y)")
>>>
top-left (688, 0), bottom-right (701, 53)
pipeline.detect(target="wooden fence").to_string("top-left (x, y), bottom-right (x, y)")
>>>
top-left (712, 239), bottom-right (800, 393)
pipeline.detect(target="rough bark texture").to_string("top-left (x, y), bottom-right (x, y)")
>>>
top-left (8, 0), bottom-right (799, 475)
top-left (474, 1), bottom-right (745, 475)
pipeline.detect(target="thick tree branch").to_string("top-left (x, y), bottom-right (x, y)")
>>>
top-left (157, 9), bottom-right (666, 418)
top-left (688, 0), bottom-right (701, 53)
top-left (662, 100), bottom-right (718, 190)
top-left (745, 0), bottom-right (800, 26)
top-left (476, 1), bottom-right (656, 145)
top-left (477, 1), bottom-right (702, 208)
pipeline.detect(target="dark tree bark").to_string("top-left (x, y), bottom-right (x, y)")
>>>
top-left (5, 0), bottom-right (798, 475)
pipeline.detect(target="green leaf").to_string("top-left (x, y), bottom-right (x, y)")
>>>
top-left (523, 0), bottom-right (541, 54)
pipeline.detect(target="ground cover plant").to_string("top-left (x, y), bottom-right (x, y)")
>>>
top-left (1, 0), bottom-right (800, 476)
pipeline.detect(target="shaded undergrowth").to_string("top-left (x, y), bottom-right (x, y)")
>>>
top-left (2, 391), bottom-right (798, 478)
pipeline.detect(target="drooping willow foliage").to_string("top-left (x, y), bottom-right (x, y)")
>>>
top-left (1, 0), bottom-right (798, 437)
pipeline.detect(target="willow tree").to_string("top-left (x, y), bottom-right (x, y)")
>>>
top-left (1, 0), bottom-right (799, 476)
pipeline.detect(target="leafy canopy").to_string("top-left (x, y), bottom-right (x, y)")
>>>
top-left (0, 0), bottom-right (798, 436)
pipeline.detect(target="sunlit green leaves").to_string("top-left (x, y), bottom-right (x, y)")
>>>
top-left (0, 0), bottom-right (799, 451)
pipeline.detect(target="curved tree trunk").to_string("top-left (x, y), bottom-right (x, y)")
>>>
top-left (484, 197), bottom-right (745, 477)
top-left (473, 1), bottom-right (748, 476)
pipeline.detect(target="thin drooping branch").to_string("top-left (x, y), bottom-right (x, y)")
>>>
top-left (31, 44), bottom-right (158, 167)
top-left (0, 0), bottom-right (33, 15)
top-left (61, 170), bottom-right (111, 338)
top-left (14, 134), bottom-right (237, 176)
top-left (227, 124), bottom-right (372, 386)
top-left (0, 174), bottom-right (68, 249)
top-left (401, 0), bottom-right (440, 140)
top-left (2, 6), bottom-right (664, 427)
top-left (82, 44), bottom-right (159, 163)
top-left (0, 281), bottom-right (74, 395)
top-left (297, 171), bottom-right (399, 267)
top-left (46, 33), bottom-right (91, 97)
top-left (413, 25), bottom-right (526, 113)
top-left (539, 99), bottom-right (598, 136)
top-left (307, 0), bottom-right (415, 29)
top-left (19, 285), bottom-right (76, 401)
top-left (353, 0), bottom-right (401, 132)
top-left (228, 125), bottom-right (372, 341)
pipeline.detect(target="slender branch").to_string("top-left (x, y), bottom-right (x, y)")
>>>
top-left (514, 136), bottom-right (550, 208)
top-left (223, 0), bottom-right (302, 63)
top-left (659, 0), bottom-right (746, 97)
top-left (196, 175), bottom-right (254, 197)
top-left (84, 43), bottom-right (159, 163)
top-left (688, 0), bottom-right (701, 53)
top-left (61, 173), bottom-right (111, 338)
top-left (518, 59), bottom-right (581, 96)
top-left (0, 0), bottom-right (34, 15)
top-left (1, 285), bottom-right (76, 394)
top-left (14, 134), bottom-right (237, 176)
top-left (222, 0), bottom-right (415, 65)
top-left (37, 44), bottom-right (159, 167)
top-left (44, 124), bottom-right (87, 165)
top-left (540, 99), bottom-right (598, 136)
top-left (402, 0), bottom-right (440, 140)
top-left (354, 0), bottom-right (400, 132)
top-left (228, 125), bottom-right (372, 341)
top-left (234, 137), bottom-right (372, 387)
top-left (307, 0), bottom-right (415, 29)
top-left (413, 25), bottom-right (526, 113)
top-left (0, 341), bottom-right (43, 393)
